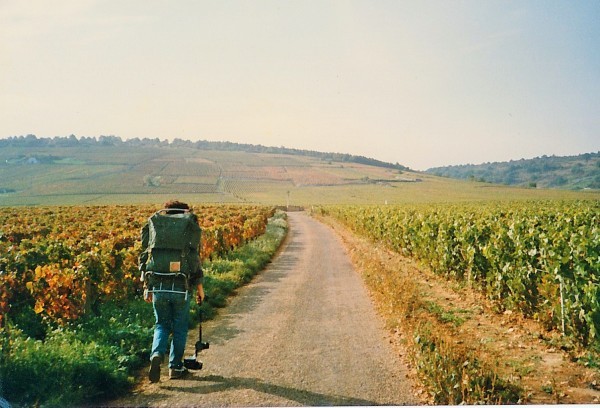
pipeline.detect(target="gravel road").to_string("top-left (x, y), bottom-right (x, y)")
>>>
top-left (112, 212), bottom-right (417, 407)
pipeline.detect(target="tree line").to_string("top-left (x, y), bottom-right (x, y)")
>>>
top-left (426, 152), bottom-right (600, 190)
top-left (0, 134), bottom-right (410, 171)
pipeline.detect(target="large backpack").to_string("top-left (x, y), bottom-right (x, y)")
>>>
top-left (144, 209), bottom-right (201, 279)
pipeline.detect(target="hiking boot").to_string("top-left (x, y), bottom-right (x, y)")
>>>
top-left (148, 354), bottom-right (161, 383)
top-left (169, 366), bottom-right (189, 379)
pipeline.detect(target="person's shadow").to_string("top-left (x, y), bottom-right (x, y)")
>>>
top-left (162, 374), bottom-right (385, 406)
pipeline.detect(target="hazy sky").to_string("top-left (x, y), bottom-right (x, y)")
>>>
top-left (1, 1), bottom-right (598, 170)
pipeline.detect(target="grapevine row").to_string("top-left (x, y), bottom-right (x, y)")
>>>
top-left (0, 205), bottom-right (274, 326)
top-left (318, 200), bottom-right (599, 346)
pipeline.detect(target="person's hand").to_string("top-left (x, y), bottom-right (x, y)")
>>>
top-left (144, 288), bottom-right (153, 303)
top-left (196, 284), bottom-right (205, 305)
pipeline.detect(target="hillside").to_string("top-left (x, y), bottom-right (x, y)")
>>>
top-left (426, 152), bottom-right (600, 190)
top-left (1, 136), bottom-right (598, 206)
top-left (0, 135), bottom-right (409, 171)
top-left (0, 135), bottom-right (416, 206)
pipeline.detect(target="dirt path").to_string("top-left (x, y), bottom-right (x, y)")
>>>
top-left (111, 212), bottom-right (418, 407)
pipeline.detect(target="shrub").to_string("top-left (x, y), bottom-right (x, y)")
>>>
top-left (1, 328), bottom-right (130, 407)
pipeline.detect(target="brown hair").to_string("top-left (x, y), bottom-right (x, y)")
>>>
top-left (163, 199), bottom-right (190, 214)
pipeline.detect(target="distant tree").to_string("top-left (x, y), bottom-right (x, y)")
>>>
top-left (551, 176), bottom-right (568, 186)
top-left (503, 171), bottom-right (518, 185)
top-left (23, 134), bottom-right (42, 147)
top-left (98, 135), bottom-right (123, 146)
top-left (52, 135), bottom-right (79, 147)
top-left (172, 138), bottom-right (194, 148)
top-left (571, 164), bottom-right (585, 175)
top-left (148, 138), bottom-right (165, 147)
top-left (79, 136), bottom-right (96, 145)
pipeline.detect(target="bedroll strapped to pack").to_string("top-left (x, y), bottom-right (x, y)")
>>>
top-left (143, 208), bottom-right (201, 300)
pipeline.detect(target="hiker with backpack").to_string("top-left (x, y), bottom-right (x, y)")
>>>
top-left (138, 200), bottom-right (205, 382)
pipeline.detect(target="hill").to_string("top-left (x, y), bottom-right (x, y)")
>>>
top-left (1, 135), bottom-right (409, 171)
top-left (1, 135), bottom-right (597, 206)
top-left (426, 152), bottom-right (600, 190)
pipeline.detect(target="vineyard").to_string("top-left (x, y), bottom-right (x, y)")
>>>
top-left (317, 200), bottom-right (600, 347)
top-left (0, 204), bottom-right (279, 406)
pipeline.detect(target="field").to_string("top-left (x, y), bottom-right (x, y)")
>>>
top-left (318, 200), bottom-right (600, 346)
top-left (1, 144), bottom-right (598, 207)
top-left (0, 204), bottom-right (274, 324)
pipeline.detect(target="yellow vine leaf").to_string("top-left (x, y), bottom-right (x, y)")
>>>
top-left (34, 301), bottom-right (44, 314)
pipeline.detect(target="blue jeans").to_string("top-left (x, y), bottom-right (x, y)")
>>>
top-left (150, 291), bottom-right (190, 369)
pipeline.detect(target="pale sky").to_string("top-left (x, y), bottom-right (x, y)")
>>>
top-left (1, 0), bottom-right (598, 170)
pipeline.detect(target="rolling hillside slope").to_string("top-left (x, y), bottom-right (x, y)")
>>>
top-left (427, 152), bottom-right (600, 190)
top-left (1, 136), bottom-right (597, 206)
